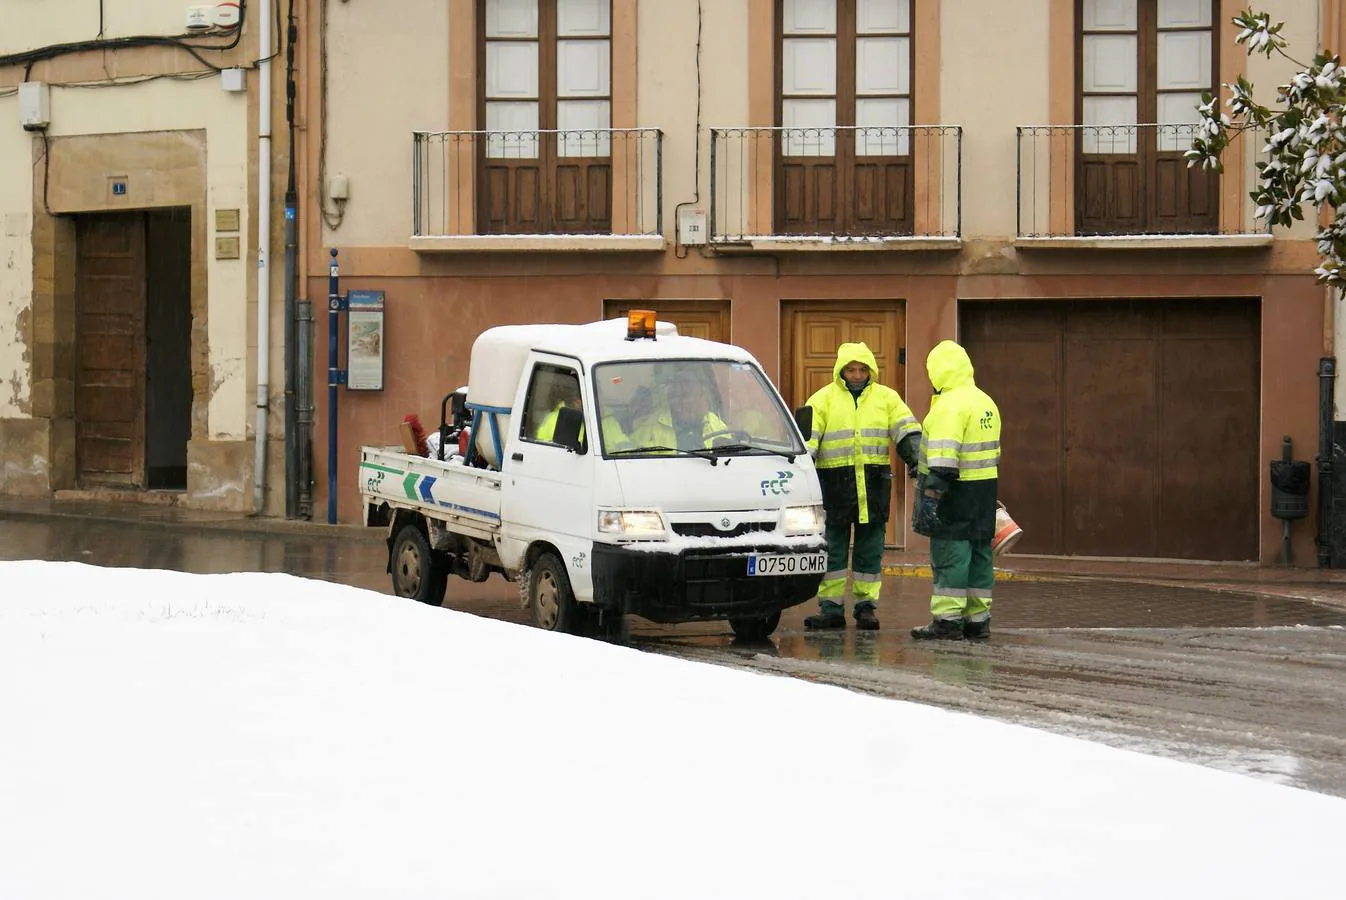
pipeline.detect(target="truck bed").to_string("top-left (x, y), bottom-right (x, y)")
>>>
top-left (359, 446), bottom-right (503, 541)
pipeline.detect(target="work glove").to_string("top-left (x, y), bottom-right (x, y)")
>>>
top-left (912, 490), bottom-right (941, 537)
top-left (905, 462), bottom-right (918, 480)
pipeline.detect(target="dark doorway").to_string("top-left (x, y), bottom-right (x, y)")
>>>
top-left (75, 209), bottom-right (192, 491)
top-left (145, 209), bottom-right (193, 489)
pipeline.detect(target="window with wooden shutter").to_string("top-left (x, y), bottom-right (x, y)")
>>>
top-left (1077, 0), bottom-right (1219, 234)
top-left (480, 0), bottom-right (613, 234)
top-left (776, 0), bottom-right (914, 236)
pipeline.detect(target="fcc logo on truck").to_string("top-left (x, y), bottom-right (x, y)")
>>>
top-left (760, 470), bottom-right (794, 496)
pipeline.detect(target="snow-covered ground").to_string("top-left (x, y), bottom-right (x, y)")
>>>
top-left (3, 560), bottom-right (1343, 899)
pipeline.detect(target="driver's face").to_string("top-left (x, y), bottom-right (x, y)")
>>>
top-left (668, 376), bottom-right (704, 418)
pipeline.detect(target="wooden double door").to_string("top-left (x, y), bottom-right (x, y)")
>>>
top-left (1078, 141), bottom-right (1217, 235)
top-left (961, 298), bottom-right (1259, 561)
top-left (783, 302), bottom-right (908, 548)
top-left (75, 210), bottom-right (193, 490)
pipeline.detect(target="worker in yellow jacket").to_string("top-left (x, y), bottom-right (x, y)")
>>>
top-left (534, 379), bottom-right (629, 450)
top-left (627, 370), bottom-right (729, 450)
top-left (911, 340), bottom-right (1001, 641)
top-left (804, 342), bottom-right (921, 630)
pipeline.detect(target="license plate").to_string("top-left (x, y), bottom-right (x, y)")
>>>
top-left (746, 552), bottom-right (827, 577)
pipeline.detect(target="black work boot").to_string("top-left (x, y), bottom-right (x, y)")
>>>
top-left (804, 600), bottom-right (846, 630)
top-left (854, 602), bottom-right (880, 631)
top-left (963, 614), bottom-right (991, 641)
top-left (911, 617), bottom-right (966, 641)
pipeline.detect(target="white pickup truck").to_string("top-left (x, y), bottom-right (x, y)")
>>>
top-left (359, 312), bottom-right (827, 641)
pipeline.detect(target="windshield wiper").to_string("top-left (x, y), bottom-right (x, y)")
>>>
top-left (607, 445), bottom-right (720, 465)
top-left (709, 443), bottom-right (799, 463)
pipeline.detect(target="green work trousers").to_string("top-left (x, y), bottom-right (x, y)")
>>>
top-left (929, 538), bottom-right (994, 620)
top-left (817, 518), bottom-right (886, 606)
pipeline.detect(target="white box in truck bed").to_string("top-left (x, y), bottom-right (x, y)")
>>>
top-left (359, 445), bottom-right (502, 541)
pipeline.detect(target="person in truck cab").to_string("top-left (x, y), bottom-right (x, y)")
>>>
top-left (534, 377), bottom-right (583, 443)
top-left (535, 375), bottom-right (631, 450)
top-left (628, 370), bottom-right (730, 451)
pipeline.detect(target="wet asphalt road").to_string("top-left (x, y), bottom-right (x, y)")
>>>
top-left (5, 513), bottom-right (1346, 798)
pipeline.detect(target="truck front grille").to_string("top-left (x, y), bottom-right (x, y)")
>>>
top-left (671, 521), bottom-right (775, 539)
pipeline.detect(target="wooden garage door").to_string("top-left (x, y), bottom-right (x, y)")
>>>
top-left (76, 214), bottom-right (148, 488)
top-left (783, 302), bottom-right (907, 547)
top-left (962, 299), bottom-right (1259, 561)
top-left (604, 299), bottom-right (729, 343)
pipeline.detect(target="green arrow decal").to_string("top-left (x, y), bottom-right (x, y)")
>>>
top-left (403, 474), bottom-right (419, 499)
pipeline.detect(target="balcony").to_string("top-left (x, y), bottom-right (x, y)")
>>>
top-left (709, 125), bottom-right (962, 251)
top-left (411, 128), bottom-right (665, 252)
top-left (1015, 123), bottom-right (1272, 248)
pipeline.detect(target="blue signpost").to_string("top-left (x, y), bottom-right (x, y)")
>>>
top-left (327, 249), bottom-right (346, 525)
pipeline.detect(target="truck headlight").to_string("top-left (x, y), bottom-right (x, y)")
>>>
top-left (597, 509), bottom-right (668, 538)
top-left (782, 503), bottom-right (824, 535)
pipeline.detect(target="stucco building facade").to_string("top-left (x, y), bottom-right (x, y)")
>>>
top-left (310, 0), bottom-right (1341, 564)
top-left (0, 0), bottom-right (283, 511)
top-left (2, 0), bottom-right (1342, 565)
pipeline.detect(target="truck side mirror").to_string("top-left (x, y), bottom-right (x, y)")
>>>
top-left (554, 406), bottom-right (587, 454)
top-left (793, 405), bottom-right (813, 440)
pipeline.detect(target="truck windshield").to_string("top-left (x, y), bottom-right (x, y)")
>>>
top-left (592, 359), bottom-right (805, 459)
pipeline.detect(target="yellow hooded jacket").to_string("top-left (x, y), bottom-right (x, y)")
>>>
top-left (917, 340), bottom-right (1001, 540)
top-left (805, 341), bottom-right (921, 525)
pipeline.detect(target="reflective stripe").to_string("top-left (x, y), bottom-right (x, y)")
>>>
top-left (853, 579), bottom-right (881, 602)
top-left (852, 571), bottom-right (881, 583)
top-left (925, 438), bottom-right (961, 451)
top-left (890, 417), bottom-right (920, 441)
top-left (959, 457), bottom-right (998, 470)
top-left (859, 428), bottom-right (889, 438)
top-left (818, 577), bottom-right (847, 598)
top-left (929, 592), bottom-right (965, 617)
top-left (819, 429), bottom-right (856, 444)
top-left (962, 440), bottom-right (999, 452)
top-left (823, 569), bottom-right (848, 581)
top-left (965, 610), bottom-right (990, 624)
top-left (815, 447), bottom-right (853, 464)
top-left (817, 446), bottom-right (890, 466)
top-left (966, 587), bottom-right (993, 600)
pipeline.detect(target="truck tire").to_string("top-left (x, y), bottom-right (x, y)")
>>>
top-left (525, 552), bottom-right (582, 634)
top-left (391, 523), bottom-right (448, 606)
top-left (729, 612), bottom-right (781, 643)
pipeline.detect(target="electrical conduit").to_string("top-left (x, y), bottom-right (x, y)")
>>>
top-left (254, 0), bottom-right (273, 515)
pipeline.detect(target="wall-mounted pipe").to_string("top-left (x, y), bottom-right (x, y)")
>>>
top-left (253, 0), bottom-right (274, 515)
top-left (1318, 356), bottom-right (1336, 567)
top-left (283, 0), bottom-right (300, 518)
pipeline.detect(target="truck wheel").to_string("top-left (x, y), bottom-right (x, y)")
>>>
top-left (729, 612), bottom-right (781, 643)
top-left (391, 524), bottom-right (448, 606)
top-left (526, 552), bottom-right (581, 634)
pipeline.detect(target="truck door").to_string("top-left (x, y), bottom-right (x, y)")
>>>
top-left (500, 361), bottom-right (597, 602)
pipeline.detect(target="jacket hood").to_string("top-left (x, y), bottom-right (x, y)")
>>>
top-left (927, 340), bottom-right (974, 392)
top-left (832, 342), bottom-right (880, 385)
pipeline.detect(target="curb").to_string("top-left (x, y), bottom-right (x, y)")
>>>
top-left (0, 503), bottom-right (384, 542)
top-left (881, 562), bottom-right (1053, 582)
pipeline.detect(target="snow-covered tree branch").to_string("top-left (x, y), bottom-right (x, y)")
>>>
top-left (1186, 8), bottom-right (1346, 285)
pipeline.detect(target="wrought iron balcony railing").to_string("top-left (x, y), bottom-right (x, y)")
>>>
top-left (1016, 123), bottom-right (1270, 238)
top-left (413, 128), bottom-right (663, 238)
top-left (709, 125), bottom-right (961, 243)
